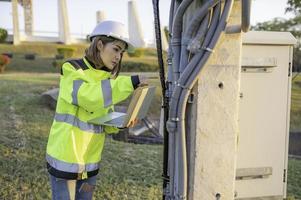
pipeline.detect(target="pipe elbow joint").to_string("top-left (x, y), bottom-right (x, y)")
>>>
top-left (166, 120), bottom-right (177, 133)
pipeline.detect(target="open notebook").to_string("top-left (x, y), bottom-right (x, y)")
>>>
top-left (88, 86), bottom-right (156, 128)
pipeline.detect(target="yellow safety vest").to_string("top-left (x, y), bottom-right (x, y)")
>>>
top-left (46, 57), bottom-right (136, 179)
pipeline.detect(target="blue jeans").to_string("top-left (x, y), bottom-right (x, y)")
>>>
top-left (49, 174), bottom-right (97, 200)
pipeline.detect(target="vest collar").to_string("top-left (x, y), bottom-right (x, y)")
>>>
top-left (84, 56), bottom-right (111, 72)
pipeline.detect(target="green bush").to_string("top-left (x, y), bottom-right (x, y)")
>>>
top-left (121, 61), bottom-right (158, 72)
top-left (52, 59), bottom-right (65, 68)
top-left (0, 54), bottom-right (10, 73)
top-left (0, 28), bottom-right (8, 43)
top-left (55, 54), bottom-right (64, 60)
top-left (24, 54), bottom-right (36, 60)
top-left (127, 48), bottom-right (144, 57)
top-left (0, 54), bottom-right (10, 65)
top-left (57, 47), bottom-right (75, 58)
top-left (143, 48), bottom-right (158, 56)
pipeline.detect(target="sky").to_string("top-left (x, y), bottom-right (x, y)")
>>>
top-left (0, 0), bottom-right (296, 42)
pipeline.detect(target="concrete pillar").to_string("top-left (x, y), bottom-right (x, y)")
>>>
top-left (58, 0), bottom-right (71, 44)
top-left (128, 0), bottom-right (145, 48)
top-left (23, 0), bottom-right (33, 36)
top-left (190, 1), bottom-right (242, 199)
top-left (96, 10), bottom-right (106, 24)
top-left (12, 0), bottom-right (20, 45)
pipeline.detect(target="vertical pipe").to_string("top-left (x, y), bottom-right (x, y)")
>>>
top-left (241, 0), bottom-right (251, 32)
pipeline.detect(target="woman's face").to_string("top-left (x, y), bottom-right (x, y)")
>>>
top-left (98, 40), bottom-right (126, 70)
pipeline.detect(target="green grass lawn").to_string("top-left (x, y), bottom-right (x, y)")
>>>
top-left (290, 73), bottom-right (301, 132)
top-left (287, 158), bottom-right (301, 199)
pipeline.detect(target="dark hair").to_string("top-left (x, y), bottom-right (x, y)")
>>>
top-left (85, 36), bottom-right (125, 78)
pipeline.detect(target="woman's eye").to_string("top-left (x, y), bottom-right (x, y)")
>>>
top-left (114, 48), bottom-right (119, 52)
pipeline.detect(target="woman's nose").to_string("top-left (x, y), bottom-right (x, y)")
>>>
top-left (115, 53), bottom-right (121, 61)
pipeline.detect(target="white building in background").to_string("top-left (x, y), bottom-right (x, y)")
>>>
top-left (8, 0), bottom-right (168, 48)
top-left (57, 0), bottom-right (71, 44)
top-left (10, 0), bottom-right (76, 44)
top-left (149, 25), bottom-right (168, 51)
top-left (11, 0), bottom-right (20, 45)
top-left (96, 10), bottom-right (107, 24)
top-left (127, 0), bottom-right (146, 48)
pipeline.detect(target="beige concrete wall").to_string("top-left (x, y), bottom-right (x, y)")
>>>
top-left (192, 1), bottom-right (242, 199)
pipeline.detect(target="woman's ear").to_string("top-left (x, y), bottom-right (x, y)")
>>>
top-left (97, 40), bottom-right (103, 51)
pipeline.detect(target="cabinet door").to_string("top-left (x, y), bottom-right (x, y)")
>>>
top-left (235, 45), bottom-right (291, 199)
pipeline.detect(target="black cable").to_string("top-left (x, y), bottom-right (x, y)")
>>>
top-left (152, 0), bottom-right (170, 199)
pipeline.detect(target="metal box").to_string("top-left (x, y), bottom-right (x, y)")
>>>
top-left (235, 31), bottom-right (297, 199)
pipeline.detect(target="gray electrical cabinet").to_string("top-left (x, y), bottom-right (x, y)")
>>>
top-left (235, 31), bottom-right (297, 199)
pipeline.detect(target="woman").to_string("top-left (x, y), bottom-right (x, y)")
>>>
top-left (46, 20), bottom-right (143, 200)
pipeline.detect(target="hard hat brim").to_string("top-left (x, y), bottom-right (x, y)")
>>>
top-left (89, 34), bottom-right (134, 50)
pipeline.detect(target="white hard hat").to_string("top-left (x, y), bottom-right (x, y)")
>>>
top-left (89, 20), bottom-right (134, 48)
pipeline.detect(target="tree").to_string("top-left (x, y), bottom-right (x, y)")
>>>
top-left (252, 16), bottom-right (301, 37)
top-left (252, 16), bottom-right (301, 72)
top-left (0, 28), bottom-right (8, 43)
top-left (286, 0), bottom-right (301, 14)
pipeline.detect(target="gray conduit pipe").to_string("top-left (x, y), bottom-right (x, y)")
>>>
top-left (180, 1), bottom-right (221, 89)
top-left (226, 0), bottom-right (251, 33)
top-left (170, 0), bottom-right (194, 83)
top-left (178, 0), bottom-right (231, 104)
top-left (167, 0), bottom-right (176, 90)
top-left (166, 1), bottom-right (177, 199)
top-left (168, 0), bottom-right (233, 199)
top-left (241, 0), bottom-right (251, 32)
top-left (169, 1), bottom-right (222, 119)
top-left (179, 0), bottom-right (219, 74)
top-left (187, 13), bottom-right (210, 54)
top-left (184, 0), bottom-right (219, 39)
top-left (167, 0), bottom-right (178, 98)
top-left (168, 1), bottom-right (193, 198)
top-left (168, 0), bottom-right (193, 131)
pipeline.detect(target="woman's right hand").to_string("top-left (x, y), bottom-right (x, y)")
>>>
top-left (138, 75), bottom-right (148, 86)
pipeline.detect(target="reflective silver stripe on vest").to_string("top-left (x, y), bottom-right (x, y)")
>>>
top-left (46, 154), bottom-right (99, 173)
top-left (101, 79), bottom-right (112, 107)
top-left (54, 113), bottom-right (103, 133)
top-left (72, 80), bottom-right (84, 106)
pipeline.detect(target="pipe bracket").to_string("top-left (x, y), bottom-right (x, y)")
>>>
top-left (171, 38), bottom-right (181, 45)
top-left (201, 46), bottom-right (215, 53)
top-left (166, 120), bottom-right (177, 133)
top-left (176, 83), bottom-right (191, 91)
